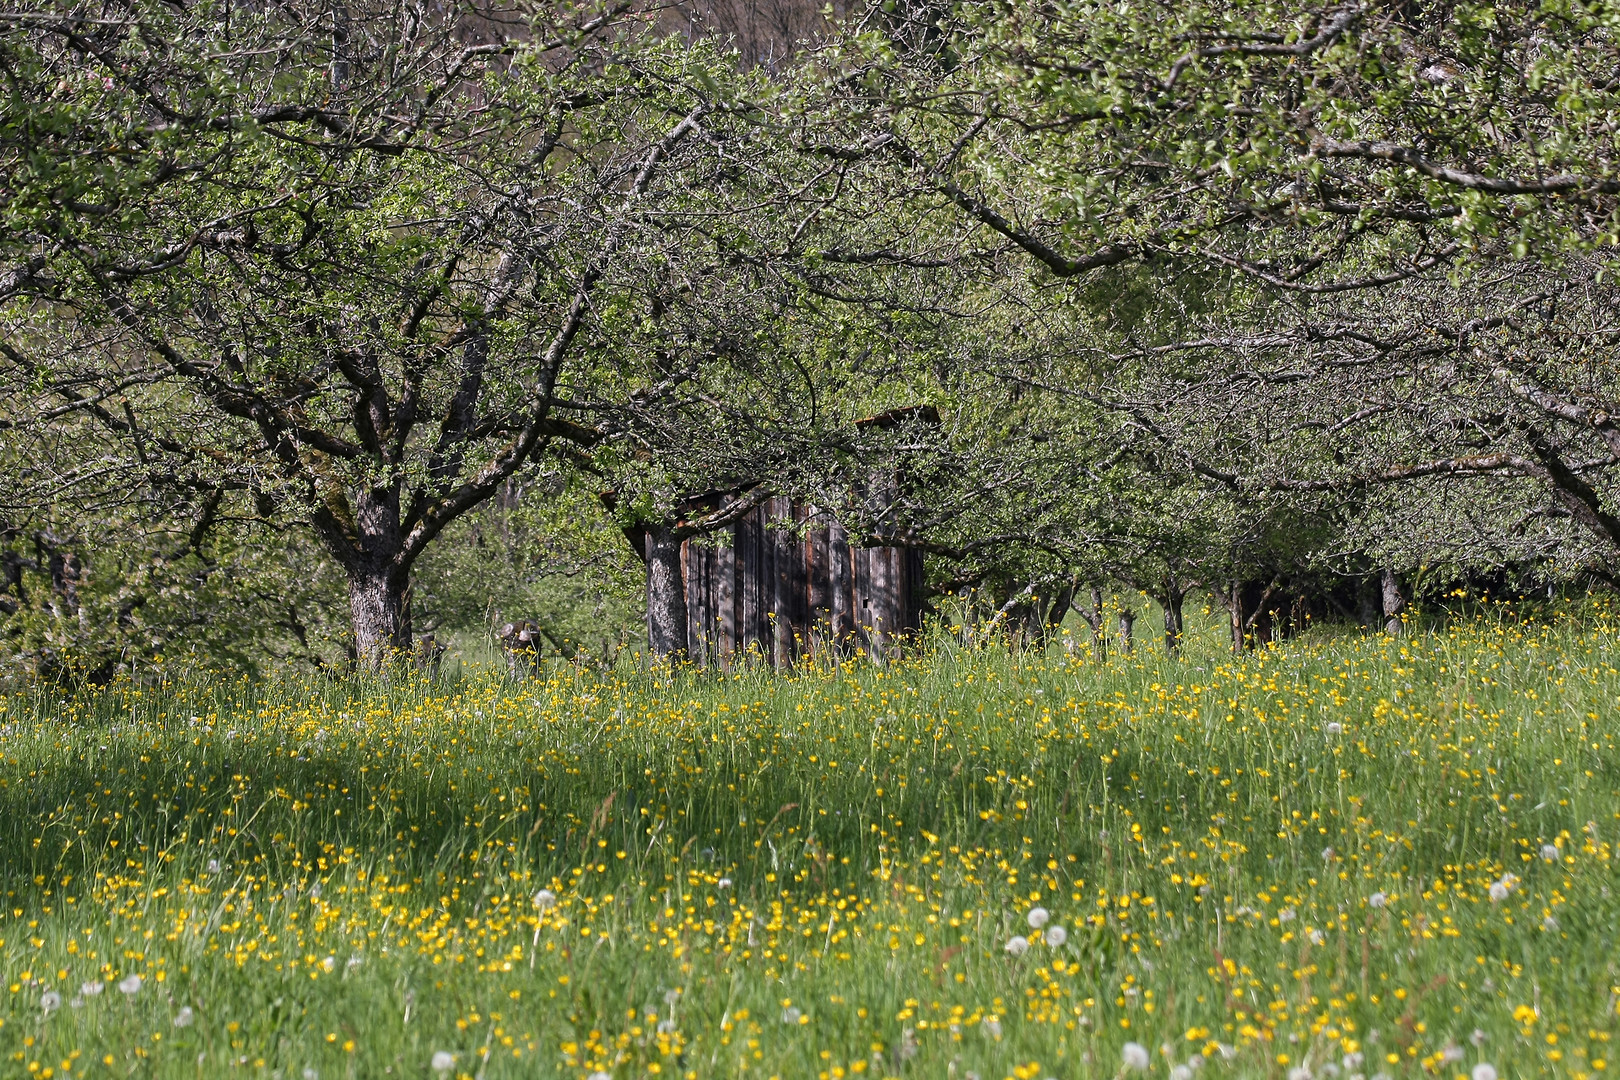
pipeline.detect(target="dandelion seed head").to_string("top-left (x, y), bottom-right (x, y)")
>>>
top-left (1122, 1042), bottom-right (1150, 1071)
top-left (1004, 935), bottom-right (1030, 956)
top-left (174, 1006), bottom-right (194, 1027)
top-left (1026, 906), bottom-right (1050, 929)
top-left (1472, 1065), bottom-right (1498, 1080)
top-left (117, 974), bottom-right (142, 995)
top-left (431, 1051), bottom-right (455, 1073)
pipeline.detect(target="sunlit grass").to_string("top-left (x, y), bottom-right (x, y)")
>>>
top-left (1, 600), bottom-right (1618, 1079)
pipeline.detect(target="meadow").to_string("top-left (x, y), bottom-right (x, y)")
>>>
top-left (1, 601), bottom-right (1617, 1080)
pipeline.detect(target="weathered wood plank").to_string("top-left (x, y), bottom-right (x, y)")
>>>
top-left (829, 517), bottom-right (853, 649)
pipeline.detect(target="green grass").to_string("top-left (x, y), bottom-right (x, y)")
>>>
top-left (1, 602), bottom-right (1618, 1080)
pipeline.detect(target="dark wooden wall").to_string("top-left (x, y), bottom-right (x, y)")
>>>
top-left (681, 496), bottom-right (923, 667)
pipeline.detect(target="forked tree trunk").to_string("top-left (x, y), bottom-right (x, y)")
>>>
top-left (1075, 585), bottom-right (1106, 658)
top-left (348, 564), bottom-right (411, 670)
top-left (645, 525), bottom-right (688, 661)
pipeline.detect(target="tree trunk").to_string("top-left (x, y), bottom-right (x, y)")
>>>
top-left (1228, 580), bottom-right (1245, 653)
top-left (1380, 568), bottom-right (1406, 635)
top-left (1044, 582), bottom-right (1076, 643)
top-left (348, 563), bottom-right (411, 670)
top-left (645, 525), bottom-right (688, 662)
top-left (1074, 585), bottom-right (1106, 658)
top-left (1118, 607), bottom-right (1135, 655)
top-left (1162, 575), bottom-right (1185, 654)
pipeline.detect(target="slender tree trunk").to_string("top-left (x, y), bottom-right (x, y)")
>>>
top-left (1228, 580), bottom-right (1245, 653)
top-left (1380, 568), bottom-right (1406, 635)
top-left (645, 525), bottom-right (688, 662)
top-left (1118, 607), bottom-right (1135, 655)
top-left (348, 562), bottom-right (411, 670)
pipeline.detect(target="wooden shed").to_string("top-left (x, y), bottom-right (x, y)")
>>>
top-left (677, 495), bottom-right (924, 667)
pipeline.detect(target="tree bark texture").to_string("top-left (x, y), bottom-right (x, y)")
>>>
top-left (1118, 607), bottom-right (1135, 655)
top-left (1161, 576), bottom-right (1185, 654)
top-left (645, 525), bottom-right (689, 661)
top-left (348, 564), bottom-right (411, 669)
top-left (1380, 568), bottom-right (1406, 635)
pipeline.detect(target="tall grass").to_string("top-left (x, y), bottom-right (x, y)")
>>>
top-left (1, 601), bottom-right (1617, 1080)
